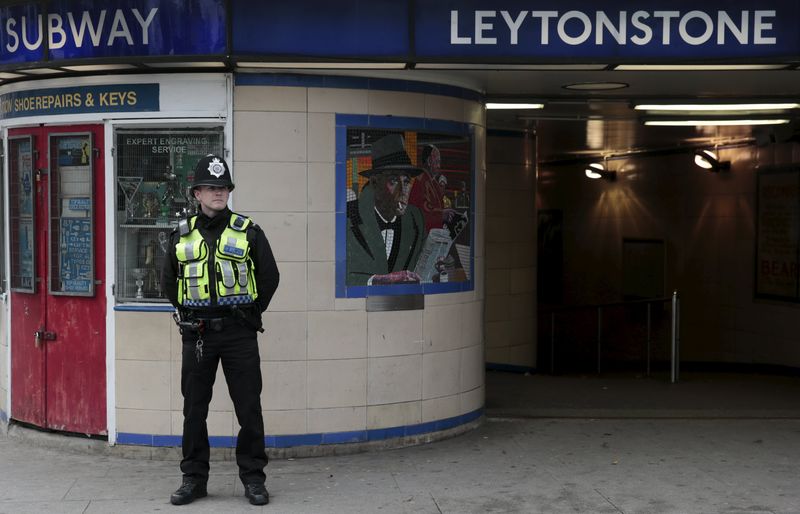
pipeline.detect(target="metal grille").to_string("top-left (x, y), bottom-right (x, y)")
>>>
top-left (115, 128), bottom-right (223, 302)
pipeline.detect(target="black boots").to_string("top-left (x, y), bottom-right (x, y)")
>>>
top-left (244, 483), bottom-right (270, 505)
top-left (170, 479), bottom-right (208, 505)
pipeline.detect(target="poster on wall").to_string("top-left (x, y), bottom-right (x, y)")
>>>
top-left (341, 124), bottom-right (473, 296)
top-left (755, 166), bottom-right (800, 301)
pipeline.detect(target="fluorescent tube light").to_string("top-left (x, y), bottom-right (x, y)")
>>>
top-left (636, 103), bottom-right (800, 112)
top-left (236, 62), bottom-right (406, 69)
top-left (486, 103), bottom-right (544, 110)
top-left (616, 64), bottom-right (787, 71)
top-left (415, 63), bottom-right (608, 70)
top-left (644, 119), bottom-right (790, 126)
top-left (62, 64), bottom-right (137, 71)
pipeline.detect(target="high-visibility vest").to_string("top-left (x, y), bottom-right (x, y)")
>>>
top-left (175, 213), bottom-right (258, 307)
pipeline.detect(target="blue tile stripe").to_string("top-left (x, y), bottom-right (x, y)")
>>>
top-left (117, 407), bottom-right (483, 448)
top-left (114, 304), bottom-right (175, 312)
top-left (0, 409), bottom-right (7, 423)
top-left (234, 73), bottom-right (483, 102)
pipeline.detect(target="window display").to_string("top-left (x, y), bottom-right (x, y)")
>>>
top-left (115, 128), bottom-right (223, 301)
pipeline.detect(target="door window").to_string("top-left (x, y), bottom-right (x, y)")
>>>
top-left (9, 136), bottom-right (35, 292)
top-left (48, 134), bottom-right (94, 296)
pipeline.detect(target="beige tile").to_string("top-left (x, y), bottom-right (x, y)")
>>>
top-left (422, 350), bottom-right (461, 399)
top-left (307, 311), bottom-right (367, 359)
top-left (460, 345), bottom-right (484, 392)
top-left (308, 162), bottom-right (336, 212)
top-left (424, 291), bottom-right (474, 306)
top-left (171, 410), bottom-right (234, 437)
top-left (424, 95), bottom-right (464, 122)
top-left (234, 85), bottom-right (307, 112)
top-left (117, 408), bottom-right (171, 435)
top-left (307, 406), bottom-right (366, 433)
top-left (421, 394), bottom-right (460, 423)
top-left (264, 409), bottom-right (306, 435)
top-left (462, 301), bottom-right (484, 347)
top-left (366, 401), bottom-right (421, 429)
top-left (308, 87), bottom-right (368, 114)
top-left (307, 212), bottom-right (335, 261)
top-left (233, 161), bottom-right (307, 213)
top-left (116, 311), bottom-right (172, 361)
top-left (367, 90), bottom-right (425, 117)
top-left (460, 385), bottom-right (485, 414)
top-left (367, 310), bottom-right (424, 357)
top-left (308, 261), bottom-right (335, 311)
top-left (335, 297), bottom-right (366, 310)
top-left (464, 100), bottom-right (485, 127)
top-left (423, 303), bottom-right (464, 353)
top-left (243, 212), bottom-right (307, 263)
top-left (307, 359), bottom-right (367, 408)
top-left (485, 346), bottom-right (510, 364)
top-left (486, 268), bottom-right (510, 296)
top-left (308, 113), bottom-right (335, 162)
top-left (265, 262), bottom-right (307, 312)
top-left (262, 361), bottom-right (307, 410)
top-left (117, 360), bottom-right (171, 410)
top-left (261, 312), bottom-right (307, 361)
top-left (234, 111), bottom-right (307, 162)
top-left (474, 256), bottom-right (485, 300)
top-left (367, 354), bottom-right (422, 405)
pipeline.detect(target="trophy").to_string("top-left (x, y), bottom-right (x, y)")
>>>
top-left (131, 267), bottom-right (147, 299)
top-left (142, 192), bottom-right (159, 221)
top-left (117, 176), bottom-right (143, 222)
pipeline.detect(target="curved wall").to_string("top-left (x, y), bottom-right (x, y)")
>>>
top-left (113, 74), bottom-right (487, 449)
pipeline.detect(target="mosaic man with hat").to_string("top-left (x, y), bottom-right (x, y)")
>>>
top-left (347, 134), bottom-right (426, 285)
top-left (161, 154), bottom-right (279, 506)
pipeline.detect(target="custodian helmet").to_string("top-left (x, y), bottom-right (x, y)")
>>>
top-left (191, 154), bottom-right (235, 191)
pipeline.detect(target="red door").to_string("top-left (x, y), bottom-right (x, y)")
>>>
top-left (9, 125), bottom-right (107, 435)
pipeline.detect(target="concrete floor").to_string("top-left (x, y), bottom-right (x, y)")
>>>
top-left (1, 371), bottom-right (799, 513)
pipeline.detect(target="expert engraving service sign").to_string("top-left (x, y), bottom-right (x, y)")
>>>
top-left (0, 83), bottom-right (159, 120)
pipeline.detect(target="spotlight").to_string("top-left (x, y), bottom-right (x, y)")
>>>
top-left (694, 149), bottom-right (730, 171)
top-left (585, 162), bottom-right (616, 180)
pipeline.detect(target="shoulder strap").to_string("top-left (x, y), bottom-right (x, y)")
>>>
top-left (177, 216), bottom-right (197, 237)
top-left (228, 212), bottom-right (252, 232)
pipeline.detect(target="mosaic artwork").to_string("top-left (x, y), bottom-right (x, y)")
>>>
top-left (343, 126), bottom-right (473, 292)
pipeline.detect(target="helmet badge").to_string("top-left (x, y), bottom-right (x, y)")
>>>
top-left (207, 158), bottom-right (225, 178)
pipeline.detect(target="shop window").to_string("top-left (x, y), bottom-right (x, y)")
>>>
top-left (115, 128), bottom-right (223, 302)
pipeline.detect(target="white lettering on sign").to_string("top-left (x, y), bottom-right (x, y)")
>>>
top-left (4, 8), bottom-right (158, 54)
top-left (448, 9), bottom-right (777, 46)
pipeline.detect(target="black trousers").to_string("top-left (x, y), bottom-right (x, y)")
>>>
top-left (180, 321), bottom-right (267, 484)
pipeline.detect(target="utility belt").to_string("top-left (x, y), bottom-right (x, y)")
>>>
top-left (173, 305), bottom-right (264, 334)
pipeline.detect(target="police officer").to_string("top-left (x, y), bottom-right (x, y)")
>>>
top-left (161, 154), bottom-right (279, 506)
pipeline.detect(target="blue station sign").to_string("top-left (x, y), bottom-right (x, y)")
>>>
top-left (414, 0), bottom-right (800, 61)
top-left (0, 84), bottom-right (160, 120)
top-left (0, 0), bottom-right (225, 66)
top-left (2, 0), bottom-right (800, 67)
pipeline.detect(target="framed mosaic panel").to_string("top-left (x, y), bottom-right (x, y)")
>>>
top-left (335, 115), bottom-right (474, 298)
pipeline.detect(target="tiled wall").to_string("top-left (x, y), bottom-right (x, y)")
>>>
top-left (538, 142), bottom-right (800, 368)
top-left (484, 132), bottom-right (537, 368)
top-left (114, 80), bottom-right (487, 440)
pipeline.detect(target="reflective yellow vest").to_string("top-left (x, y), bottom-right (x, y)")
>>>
top-left (175, 213), bottom-right (258, 307)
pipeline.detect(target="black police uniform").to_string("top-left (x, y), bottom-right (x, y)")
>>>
top-left (161, 155), bottom-right (279, 504)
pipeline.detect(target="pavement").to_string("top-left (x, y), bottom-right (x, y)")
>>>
top-left (1, 372), bottom-right (799, 513)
